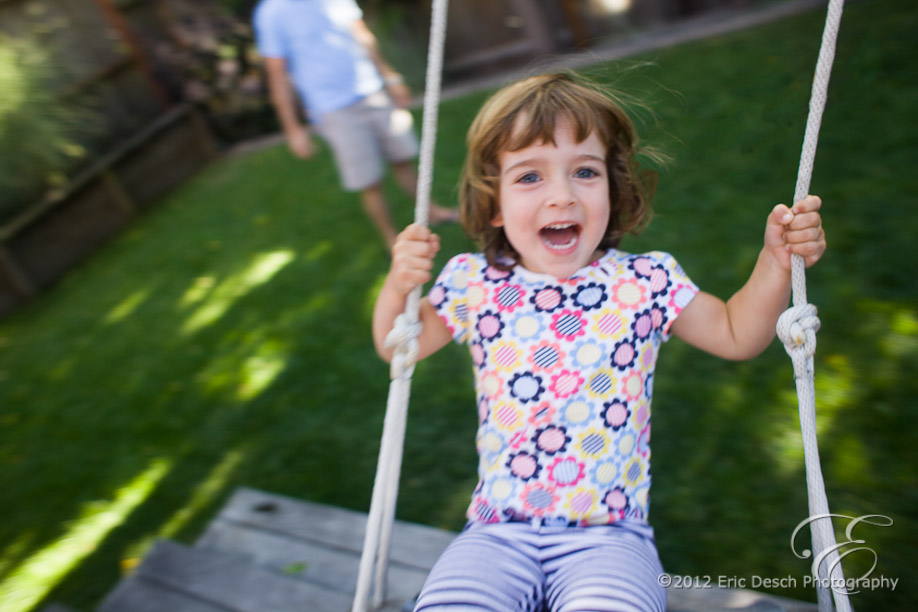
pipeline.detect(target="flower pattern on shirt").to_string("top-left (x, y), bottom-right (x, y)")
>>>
top-left (430, 249), bottom-right (698, 525)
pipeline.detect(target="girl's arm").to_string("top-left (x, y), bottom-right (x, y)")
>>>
top-left (372, 224), bottom-right (454, 363)
top-left (671, 195), bottom-right (826, 361)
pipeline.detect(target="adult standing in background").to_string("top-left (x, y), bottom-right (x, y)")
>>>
top-left (253, 0), bottom-right (458, 250)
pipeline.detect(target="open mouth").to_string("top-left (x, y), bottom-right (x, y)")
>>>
top-left (539, 223), bottom-right (581, 251)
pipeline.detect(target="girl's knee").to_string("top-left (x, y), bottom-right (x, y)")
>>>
top-left (547, 543), bottom-right (665, 612)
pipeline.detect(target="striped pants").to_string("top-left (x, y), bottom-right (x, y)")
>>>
top-left (414, 520), bottom-right (666, 612)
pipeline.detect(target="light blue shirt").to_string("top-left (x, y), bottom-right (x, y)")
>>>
top-left (253, 0), bottom-right (384, 120)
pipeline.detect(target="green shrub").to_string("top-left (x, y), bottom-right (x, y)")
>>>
top-left (0, 34), bottom-right (99, 224)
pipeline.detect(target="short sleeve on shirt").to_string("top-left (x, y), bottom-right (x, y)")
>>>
top-left (428, 254), bottom-right (479, 345)
top-left (640, 251), bottom-right (699, 340)
top-left (252, 1), bottom-right (285, 58)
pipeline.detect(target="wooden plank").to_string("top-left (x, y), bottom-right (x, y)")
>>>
top-left (115, 109), bottom-right (215, 207)
top-left (4, 177), bottom-right (131, 288)
top-left (100, 168), bottom-right (138, 216)
top-left (198, 517), bottom-right (817, 612)
top-left (197, 518), bottom-right (428, 604)
top-left (58, 56), bottom-right (134, 99)
top-left (0, 103), bottom-right (193, 242)
top-left (0, 246), bottom-right (35, 297)
top-left (211, 489), bottom-right (817, 612)
top-left (218, 488), bottom-right (455, 570)
top-left (99, 575), bottom-right (231, 612)
top-left (135, 540), bottom-right (354, 612)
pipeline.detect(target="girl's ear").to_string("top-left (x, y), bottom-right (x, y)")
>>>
top-left (490, 211), bottom-right (504, 228)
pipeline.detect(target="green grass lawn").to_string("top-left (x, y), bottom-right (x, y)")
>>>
top-left (1, 0), bottom-right (915, 610)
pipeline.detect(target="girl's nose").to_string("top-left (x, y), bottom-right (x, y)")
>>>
top-left (546, 177), bottom-right (575, 208)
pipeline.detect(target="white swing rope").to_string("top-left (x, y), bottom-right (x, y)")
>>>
top-left (352, 1), bottom-right (450, 610)
top-left (774, 1), bottom-right (851, 611)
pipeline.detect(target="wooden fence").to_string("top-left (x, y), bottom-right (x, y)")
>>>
top-left (0, 0), bottom-right (221, 316)
top-left (0, 103), bottom-right (216, 317)
top-left (439, 0), bottom-right (742, 80)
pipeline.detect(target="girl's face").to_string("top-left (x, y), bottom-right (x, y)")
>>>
top-left (492, 117), bottom-right (610, 279)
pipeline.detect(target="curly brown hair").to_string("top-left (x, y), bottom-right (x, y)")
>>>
top-left (459, 71), bottom-right (657, 269)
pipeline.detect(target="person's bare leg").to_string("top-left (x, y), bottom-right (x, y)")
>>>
top-left (360, 184), bottom-right (398, 250)
top-left (391, 161), bottom-right (459, 224)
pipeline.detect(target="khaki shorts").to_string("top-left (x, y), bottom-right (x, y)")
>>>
top-left (314, 89), bottom-right (419, 192)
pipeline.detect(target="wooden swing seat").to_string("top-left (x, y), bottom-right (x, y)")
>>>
top-left (96, 487), bottom-right (818, 612)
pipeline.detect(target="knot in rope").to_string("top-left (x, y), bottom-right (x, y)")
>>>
top-left (384, 313), bottom-right (422, 380)
top-left (777, 303), bottom-right (821, 364)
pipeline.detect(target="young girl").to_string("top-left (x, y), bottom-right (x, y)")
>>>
top-left (372, 72), bottom-right (826, 612)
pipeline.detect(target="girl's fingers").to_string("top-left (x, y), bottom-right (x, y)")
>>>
top-left (787, 237), bottom-right (825, 255)
top-left (790, 195), bottom-right (822, 215)
top-left (393, 240), bottom-right (437, 264)
top-left (785, 211), bottom-right (822, 231)
top-left (784, 226), bottom-right (824, 245)
top-left (770, 203), bottom-right (794, 225)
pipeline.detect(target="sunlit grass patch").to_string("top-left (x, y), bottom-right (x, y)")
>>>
top-left (0, 459), bottom-right (171, 612)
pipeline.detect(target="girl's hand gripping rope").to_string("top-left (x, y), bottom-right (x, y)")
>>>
top-left (373, 224), bottom-right (451, 364)
top-left (763, 195), bottom-right (827, 271)
top-left (387, 223), bottom-right (441, 296)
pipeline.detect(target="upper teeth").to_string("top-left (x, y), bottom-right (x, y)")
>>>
top-left (542, 223), bottom-right (577, 250)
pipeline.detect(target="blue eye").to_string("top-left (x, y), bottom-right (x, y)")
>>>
top-left (517, 172), bottom-right (540, 184)
top-left (575, 167), bottom-right (599, 179)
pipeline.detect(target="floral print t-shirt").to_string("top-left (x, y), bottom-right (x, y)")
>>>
top-left (428, 249), bottom-right (698, 526)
